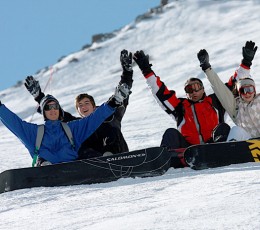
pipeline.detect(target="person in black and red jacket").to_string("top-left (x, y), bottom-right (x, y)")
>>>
top-left (133, 50), bottom-right (228, 167)
top-left (24, 50), bottom-right (133, 159)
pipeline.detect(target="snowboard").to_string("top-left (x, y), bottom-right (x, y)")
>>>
top-left (184, 139), bottom-right (260, 170)
top-left (0, 147), bottom-right (172, 194)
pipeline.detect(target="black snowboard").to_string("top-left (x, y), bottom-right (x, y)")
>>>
top-left (184, 139), bottom-right (260, 170)
top-left (0, 147), bottom-right (172, 194)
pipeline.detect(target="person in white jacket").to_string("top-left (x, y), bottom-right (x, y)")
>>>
top-left (197, 41), bottom-right (260, 141)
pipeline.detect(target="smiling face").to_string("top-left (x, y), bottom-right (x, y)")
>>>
top-left (236, 78), bottom-right (256, 103)
top-left (75, 93), bottom-right (96, 117)
top-left (239, 85), bottom-right (256, 103)
top-left (44, 101), bottom-right (60, 121)
top-left (76, 97), bottom-right (95, 117)
top-left (241, 93), bottom-right (255, 103)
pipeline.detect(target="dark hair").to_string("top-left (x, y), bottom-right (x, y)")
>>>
top-left (184, 77), bottom-right (203, 87)
top-left (75, 93), bottom-right (96, 109)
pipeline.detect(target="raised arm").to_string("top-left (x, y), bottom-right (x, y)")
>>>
top-left (197, 49), bottom-right (237, 121)
top-left (112, 49), bottom-right (134, 123)
top-left (226, 41), bottom-right (258, 95)
top-left (133, 50), bottom-right (181, 116)
top-left (0, 101), bottom-right (37, 155)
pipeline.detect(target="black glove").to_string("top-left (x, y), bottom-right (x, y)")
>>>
top-left (108, 83), bottom-right (131, 108)
top-left (24, 76), bottom-right (42, 99)
top-left (120, 49), bottom-right (133, 87)
top-left (120, 49), bottom-right (133, 73)
top-left (242, 41), bottom-right (258, 67)
top-left (133, 50), bottom-right (153, 75)
top-left (197, 49), bottom-right (211, 71)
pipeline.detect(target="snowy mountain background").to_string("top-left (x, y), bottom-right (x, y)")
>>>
top-left (0, 1), bottom-right (260, 229)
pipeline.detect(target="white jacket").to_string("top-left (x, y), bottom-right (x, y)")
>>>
top-left (204, 67), bottom-right (260, 138)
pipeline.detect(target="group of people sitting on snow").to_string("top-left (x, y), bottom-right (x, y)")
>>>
top-left (0, 41), bottom-right (259, 167)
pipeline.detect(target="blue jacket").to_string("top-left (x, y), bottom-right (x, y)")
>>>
top-left (0, 103), bottom-right (115, 164)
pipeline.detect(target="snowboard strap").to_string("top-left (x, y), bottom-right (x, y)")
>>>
top-left (32, 122), bottom-right (75, 167)
top-left (32, 125), bottom-right (45, 167)
top-left (61, 122), bottom-right (75, 149)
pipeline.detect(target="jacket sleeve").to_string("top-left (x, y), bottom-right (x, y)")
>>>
top-left (120, 72), bottom-right (133, 89)
top-left (204, 68), bottom-right (237, 122)
top-left (107, 105), bottom-right (124, 130)
top-left (68, 103), bottom-right (115, 148)
top-left (226, 64), bottom-right (251, 89)
top-left (144, 72), bottom-right (181, 115)
top-left (35, 91), bottom-right (45, 104)
top-left (0, 104), bottom-right (37, 153)
top-left (62, 111), bottom-right (80, 122)
top-left (108, 71), bottom-right (133, 125)
top-left (120, 71), bottom-right (133, 109)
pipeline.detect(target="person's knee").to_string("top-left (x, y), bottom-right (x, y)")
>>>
top-left (161, 128), bottom-right (180, 148)
top-left (212, 123), bottom-right (231, 142)
top-left (227, 126), bottom-right (251, 141)
top-left (163, 128), bottom-right (178, 137)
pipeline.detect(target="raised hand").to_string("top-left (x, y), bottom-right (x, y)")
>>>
top-left (242, 41), bottom-right (258, 67)
top-left (197, 49), bottom-right (211, 71)
top-left (133, 50), bottom-right (152, 75)
top-left (24, 76), bottom-right (42, 99)
top-left (120, 49), bottom-right (133, 72)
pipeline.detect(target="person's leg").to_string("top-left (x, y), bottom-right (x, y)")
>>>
top-left (102, 126), bottom-right (129, 154)
top-left (161, 128), bottom-right (190, 149)
top-left (35, 157), bottom-right (52, 167)
top-left (77, 148), bottom-right (103, 159)
top-left (212, 123), bottom-right (231, 142)
top-left (227, 126), bottom-right (252, 141)
top-left (160, 128), bottom-right (190, 168)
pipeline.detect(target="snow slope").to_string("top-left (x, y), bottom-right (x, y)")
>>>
top-left (0, 1), bottom-right (260, 229)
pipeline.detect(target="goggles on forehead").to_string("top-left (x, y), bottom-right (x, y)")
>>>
top-left (184, 82), bottom-right (203, 94)
top-left (44, 103), bottom-right (60, 111)
top-left (239, 85), bottom-right (255, 95)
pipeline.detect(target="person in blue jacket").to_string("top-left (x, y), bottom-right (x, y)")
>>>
top-left (0, 83), bottom-right (130, 166)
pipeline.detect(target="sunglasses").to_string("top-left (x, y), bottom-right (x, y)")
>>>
top-left (44, 103), bottom-right (60, 111)
top-left (184, 82), bottom-right (203, 94)
top-left (239, 85), bottom-right (255, 95)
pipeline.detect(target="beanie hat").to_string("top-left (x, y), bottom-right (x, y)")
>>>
top-left (39, 94), bottom-right (64, 120)
top-left (236, 78), bottom-right (255, 90)
top-left (184, 77), bottom-right (203, 88)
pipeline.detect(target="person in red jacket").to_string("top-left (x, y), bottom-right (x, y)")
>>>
top-left (133, 50), bottom-right (228, 163)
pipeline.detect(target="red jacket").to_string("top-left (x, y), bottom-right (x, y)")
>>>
top-left (145, 72), bottom-right (225, 145)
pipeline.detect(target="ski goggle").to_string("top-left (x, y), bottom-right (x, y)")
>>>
top-left (184, 82), bottom-right (204, 94)
top-left (239, 85), bottom-right (255, 95)
top-left (44, 103), bottom-right (60, 111)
